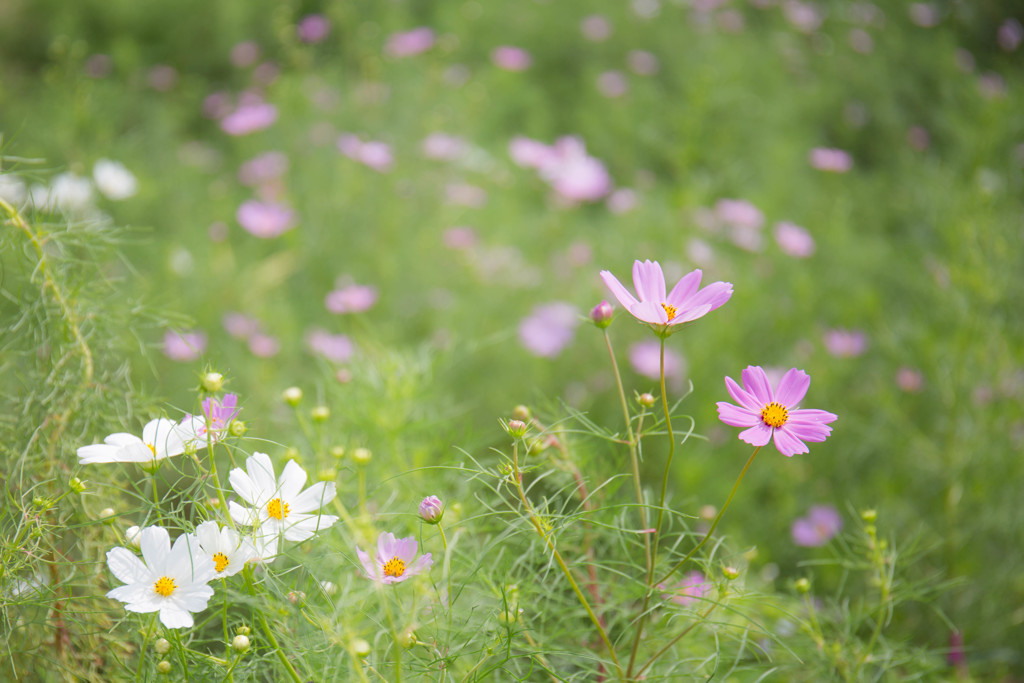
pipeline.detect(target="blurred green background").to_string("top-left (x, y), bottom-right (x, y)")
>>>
top-left (2, 0), bottom-right (1022, 676)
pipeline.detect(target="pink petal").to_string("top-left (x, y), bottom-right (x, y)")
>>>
top-left (775, 368), bottom-right (811, 407)
top-left (683, 280), bottom-right (733, 314)
top-left (772, 427), bottom-right (809, 456)
top-left (665, 270), bottom-right (702, 308)
top-left (725, 376), bottom-right (762, 412)
top-left (738, 422), bottom-right (772, 447)
top-left (716, 402), bottom-right (761, 428)
top-left (632, 260), bottom-right (666, 304)
top-left (789, 408), bottom-right (838, 424)
top-left (599, 270), bottom-right (639, 310)
top-left (783, 421), bottom-right (833, 443)
top-left (630, 300), bottom-right (666, 325)
top-left (741, 366), bottom-right (774, 405)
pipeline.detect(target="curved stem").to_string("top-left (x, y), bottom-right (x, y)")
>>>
top-left (256, 609), bottom-right (303, 683)
top-left (511, 440), bottom-right (625, 680)
top-left (636, 596), bottom-right (722, 678)
top-left (657, 446), bottom-right (760, 586)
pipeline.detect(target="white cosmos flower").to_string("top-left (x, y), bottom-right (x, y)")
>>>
top-left (77, 418), bottom-right (188, 465)
top-left (194, 521), bottom-right (257, 578)
top-left (105, 526), bottom-right (216, 629)
top-left (228, 452), bottom-right (338, 561)
top-left (93, 159), bottom-right (138, 200)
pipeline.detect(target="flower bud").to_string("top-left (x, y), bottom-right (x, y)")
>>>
top-left (590, 300), bottom-right (614, 328)
top-left (287, 590), bottom-right (305, 605)
top-left (317, 468), bottom-right (336, 482)
top-left (861, 509), bottom-right (877, 523)
top-left (236, 626), bottom-right (250, 636)
top-left (69, 477), bottom-right (86, 494)
top-left (722, 566), bottom-right (740, 580)
top-left (282, 386), bottom-right (303, 406)
top-left (200, 372), bottom-right (224, 393)
top-left (638, 392), bottom-right (656, 408)
top-left (99, 507), bottom-right (115, 521)
top-left (125, 525), bottom-right (142, 548)
top-left (229, 420), bottom-right (247, 437)
top-left (320, 580), bottom-right (338, 596)
top-left (794, 578), bottom-right (811, 594)
top-left (506, 420), bottom-right (527, 438)
top-left (311, 405), bottom-right (330, 422)
top-left (351, 638), bottom-right (371, 657)
top-left (231, 634), bottom-right (250, 652)
top-left (330, 445), bottom-right (345, 459)
top-left (419, 496), bottom-right (444, 524)
top-left (33, 496), bottom-right (52, 509)
top-left (154, 638), bottom-right (171, 654)
top-left (352, 447), bottom-right (372, 465)
top-left (398, 627), bottom-right (416, 648)
top-left (511, 404), bottom-right (531, 421)
top-left (157, 660), bottom-right (171, 675)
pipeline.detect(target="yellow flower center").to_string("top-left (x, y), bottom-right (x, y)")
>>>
top-left (761, 402), bottom-right (789, 428)
top-left (153, 576), bottom-right (177, 597)
top-left (146, 443), bottom-right (157, 458)
top-left (383, 557), bottom-right (406, 578)
top-left (267, 498), bottom-right (290, 520)
top-left (213, 552), bottom-right (230, 573)
top-left (661, 303), bottom-right (678, 321)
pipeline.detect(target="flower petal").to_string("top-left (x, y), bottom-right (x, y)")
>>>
top-left (158, 604), bottom-right (194, 629)
top-left (228, 468), bottom-right (260, 506)
top-left (738, 422), bottom-right (773, 447)
top-left (278, 460), bottom-right (309, 503)
top-left (783, 421), bottom-right (833, 443)
top-left (741, 366), bottom-right (773, 405)
top-left (682, 280), bottom-right (733, 315)
top-left (139, 527), bottom-right (171, 575)
top-left (775, 368), bottom-right (810, 408)
top-left (789, 408), bottom-right (838, 424)
top-left (599, 270), bottom-right (639, 310)
top-left (289, 481), bottom-right (336, 514)
top-left (77, 444), bottom-right (125, 464)
top-left (725, 376), bottom-right (762, 412)
top-left (356, 546), bottom-right (378, 580)
top-left (246, 452), bottom-right (278, 497)
top-left (666, 269), bottom-right (702, 308)
top-left (629, 300), bottom-right (666, 325)
top-left (716, 402), bottom-right (761, 428)
top-left (633, 260), bottom-right (666, 304)
top-left (107, 547), bottom-right (151, 585)
top-left (282, 513), bottom-right (338, 541)
top-left (772, 427), bottom-right (809, 457)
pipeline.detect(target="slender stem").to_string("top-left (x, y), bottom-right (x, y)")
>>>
top-left (511, 440), bottom-right (625, 680)
top-left (657, 446), bottom-right (761, 586)
top-left (170, 630), bottom-right (192, 682)
top-left (603, 330), bottom-right (652, 572)
top-left (253, 598), bottom-right (303, 683)
top-left (635, 597), bottom-right (722, 677)
top-left (438, 522), bottom-right (454, 615)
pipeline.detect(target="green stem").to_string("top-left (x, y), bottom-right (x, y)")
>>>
top-left (255, 603), bottom-right (303, 682)
top-left (635, 595), bottom-right (722, 677)
top-left (170, 630), bottom-right (191, 682)
top-left (657, 446), bottom-right (761, 586)
top-left (511, 440), bottom-right (625, 680)
top-left (603, 330), bottom-right (652, 572)
top-left (438, 522), bottom-right (454, 615)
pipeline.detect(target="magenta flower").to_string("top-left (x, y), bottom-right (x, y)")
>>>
top-left (773, 221), bottom-right (816, 258)
top-left (356, 532), bottom-right (432, 584)
top-left (491, 46), bottom-right (532, 71)
top-left (600, 260), bottom-right (733, 333)
top-left (325, 284), bottom-right (378, 314)
top-left (162, 330), bottom-right (207, 362)
top-left (238, 151), bottom-right (289, 186)
top-left (808, 147), bottom-right (853, 173)
top-left (716, 366), bottom-right (838, 457)
top-left (823, 328), bottom-right (868, 357)
top-left (385, 27), bottom-right (435, 58)
top-left (220, 101), bottom-right (278, 136)
top-left (236, 200), bottom-right (296, 238)
top-left (306, 329), bottom-right (354, 362)
top-left (297, 14), bottom-right (330, 44)
top-left (658, 571), bottom-right (712, 606)
top-left (791, 505), bottom-right (843, 547)
top-left (181, 394), bottom-right (241, 445)
top-left (247, 332), bottom-right (280, 358)
top-left (418, 496), bottom-right (443, 524)
top-left (518, 302), bottom-right (579, 358)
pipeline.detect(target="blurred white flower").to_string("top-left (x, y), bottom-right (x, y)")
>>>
top-left (93, 159), bottom-right (138, 200)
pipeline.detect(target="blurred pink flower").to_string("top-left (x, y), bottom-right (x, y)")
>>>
top-left (823, 328), bottom-right (868, 357)
top-left (445, 182), bottom-right (488, 207)
top-left (84, 54), bottom-right (112, 78)
top-left (443, 226), bottom-right (478, 250)
top-left (896, 367), bottom-right (924, 393)
top-left (716, 366), bottom-right (838, 457)
top-left (422, 133), bottom-right (468, 161)
top-left (148, 65), bottom-right (178, 91)
top-left (791, 505), bottom-right (843, 546)
top-left (581, 15), bottom-right (612, 41)
top-left (203, 91), bottom-right (232, 119)
top-left (325, 284), bottom-right (378, 314)
top-left (223, 312), bottom-right (261, 340)
top-left (540, 137), bottom-right (612, 202)
top-left (783, 1), bottom-right (823, 33)
top-left (659, 571), bottom-right (711, 606)
top-left (627, 50), bottom-right (659, 76)
top-left (221, 101), bottom-right (278, 135)
top-left (774, 221), bottom-right (815, 258)
top-left (908, 3), bottom-right (940, 28)
top-left (601, 259), bottom-right (732, 331)
top-left (163, 330), bottom-right (207, 362)
top-left (247, 332), bottom-right (280, 358)
top-left (236, 200), bottom-right (296, 238)
top-left (297, 14), bottom-right (330, 44)
top-left (606, 188), bottom-right (637, 214)
top-left (385, 27), bottom-right (435, 58)
top-left (808, 147), bottom-right (853, 173)
top-left (337, 135), bottom-right (393, 172)
top-left (629, 339), bottom-right (685, 384)
top-left (518, 302), bottom-right (580, 358)
top-left (491, 46), bottom-right (532, 71)
top-left (715, 198), bottom-right (764, 230)
top-left (231, 41), bottom-right (260, 68)
top-left (238, 151), bottom-right (289, 186)
top-left (306, 329), bottom-right (354, 362)
top-left (509, 137), bottom-right (556, 169)
top-left (848, 28), bottom-right (874, 54)
top-left (253, 62), bottom-right (279, 86)
top-left (998, 18), bottom-right (1023, 52)
top-left (978, 72), bottom-right (1007, 100)
top-left (597, 71), bottom-right (629, 98)
top-left (356, 532), bottom-right (432, 584)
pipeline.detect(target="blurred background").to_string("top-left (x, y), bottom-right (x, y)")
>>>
top-left (2, 0), bottom-right (1022, 676)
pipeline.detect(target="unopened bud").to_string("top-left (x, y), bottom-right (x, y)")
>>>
top-left (590, 300), bottom-right (614, 328)
top-left (200, 372), bottom-right (224, 393)
top-left (157, 660), bottom-right (171, 675)
top-left (287, 590), bottom-right (305, 605)
top-left (638, 392), bottom-right (656, 408)
top-left (282, 386), bottom-right (303, 406)
top-left (794, 578), bottom-right (811, 594)
top-left (398, 627), bottom-right (416, 648)
top-left (69, 477), bottom-right (86, 494)
top-left (154, 638), bottom-right (171, 654)
top-left (125, 525), bottom-right (142, 548)
top-left (861, 509), bottom-right (877, 523)
top-left (229, 420), bottom-right (247, 437)
top-left (351, 638), bottom-right (371, 657)
top-left (419, 496), bottom-right (444, 524)
top-left (235, 626), bottom-right (250, 636)
top-left (722, 566), bottom-right (740, 580)
top-left (317, 468), bottom-right (336, 482)
top-left (320, 580), bottom-right (337, 596)
top-left (33, 496), bottom-right (52, 509)
top-left (99, 507), bottom-right (115, 521)
top-left (506, 420), bottom-right (527, 438)
top-left (231, 634), bottom-right (250, 652)
top-left (511, 404), bottom-right (531, 421)
top-left (352, 448), bottom-right (372, 465)
top-left (311, 406), bottom-right (330, 422)
top-left (330, 445), bottom-right (345, 459)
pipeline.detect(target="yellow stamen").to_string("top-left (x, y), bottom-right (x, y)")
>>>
top-left (213, 552), bottom-right (230, 573)
top-left (761, 402), bottom-right (789, 428)
top-left (146, 443), bottom-right (157, 458)
top-left (153, 576), bottom-right (177, 597)
top-left (661, 302), bottom-right (678, 321)
top-left (383, 557), bottom-right (406, 578)
top-left (267, 498), bottom-right (290, 520)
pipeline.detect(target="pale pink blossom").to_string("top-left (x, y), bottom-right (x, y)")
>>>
top-left (773, 221), bottom-right (815, 258)
top-left (337, 135), bottom-right (393, 172)
top-left (385, 28), bottom-right (435, 58)
top-left (629, 339), bottom-right (686, 385)
top-left (445, 182), bottom-right (487, 207)
top-left (581, 15), bottom-right (612, 41)
top-left (998, 18), bottom-right (1023, 52)
top-left (597, 71), bottom-right (629, 98)
top-left (627, 50), bottom-right (659, 76)
top-left (297, 14), bottom-right (330, 44)
top-left (443, 226), bottom-right (478, 250)
top-left (896, 367), bottom-right (924, 393)
top-left (808, 147), bottom-right (853, 173)
top-left (231, 42), bottom-right (260, 68)
top-left (715, 199), bottom-right (764, 230)
top-left (223, 313), bottom-right (260, 340)
top-left (908, 3), bottom-right (940, 28)
top-left (600, 259), bottom-right (732, 331)
top-left (356, 532), bottom-right (432, 584)
top-left (659, 571), bottom-right (712, 606)
top-left (221, 100), bottom-right (278, 136)
top-left (823, 328), bottom-right (868, 357)
top-left (163, 330), bottom-right (207, 362)
top-left (607, 188), bottom-right (637, 214)
top-left (518, 303), bottom-right (580, 358)
top-left (784, 1), bottom-right (824, 33)
top-left (540, 137), bottom-right (612, 202)
top-left (491, 46), bottom-right (532, 71)
top-left (325, 284), bottom-right (378, 314)
top-left (248, 333), bottom-right (280, 358)
top-left (422, 133), bottom-right (468, 161)
top-left (306, 329), bottom-right (354, 362)
top-left (236, 200), bottom-right (296, 238)
top-left (791, 505), bottom-right (842, 546)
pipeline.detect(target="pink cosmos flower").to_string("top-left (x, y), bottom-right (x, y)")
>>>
top-left (445, 182), bottom-right (488, 208)
top-left (509, 136), bottom-right (556, 169)
top-left (181, 394), bottom-right (241, 445)
top-left (518, 302), bottom-right (580, 358)
top-left (491, 46), bottom-right (532, 71)
top-left (325, 284), bottom-right (378, 314)
top-left (541, 137), bottom-right (612, 202)
top-left (306, 329), bottom-right (354, 362)
top-left (600, 259), bottom-right (733, 332)
top-left (896, 367), bottom-right (924, 393)
top-left (163, 330), bottom-right (207, 361)
top-left (659, 571), bottom-right (712, 606)
top-left (908, 3), bottom-right (940, 28)
top-left (791, 505), bottom-right (843, 546)
top-left (823, 328), bottom-right (868, 357)
top-left (773, 221), bottom-right (816, 258)
top-left (297, 14), bottom-right (330, 44)
top-left (715, 198), bottom-right (764, 230)
top-left (385, 28), bottom-right (435, 58)
top-left (607, 188), bottom-right (638, 214)
top-left (248, 332), bottom-right (280, 358)
top-left (581, 15), bottom-right (612, 41)
top-left (356, 532), bottom-right (432, 584)
top-left (443, 226), bottom-right (478, 250)
top-left (627, 50), bottom-right (659, 76)
top-left (223, 312), bottom-right (261, 340)
top-left (998, 18), bottom-right (1023, 52)
top-left (596, 71), bottom-right (629, 98)
top-left (337, 135), bottom-right (393, 172)
top-left (231, 41), bottom-right (260, 68)
top-left (808, 147), bottom-right (853, 173)
top-left (220, 101), bottom-right (278, 136)
top-left (238, 151), bottom-right (289, 186)
top-left (716, 366), bottom-right (838, 457)
top-left (236, 200), bottom-right (296, 238)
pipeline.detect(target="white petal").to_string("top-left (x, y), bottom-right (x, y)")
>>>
top-left (77, 444), bottom-right (125, 464)
top-left (278, 460), bottom-right (308, 501)
top-left (289, 481), bottom-right (335, 514)
top-left (158, 604), bottom-right (194, 629)
top-left (106, 547), bottom-right (151, 585)
top-left (228, 468), bottom-right (260, 506)
top-left (107, 583), bottom-right (154, 606)
top-left (139, 527), bottom-right (171, 574)
top-left (246, 452), bottom-right (278, 497)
